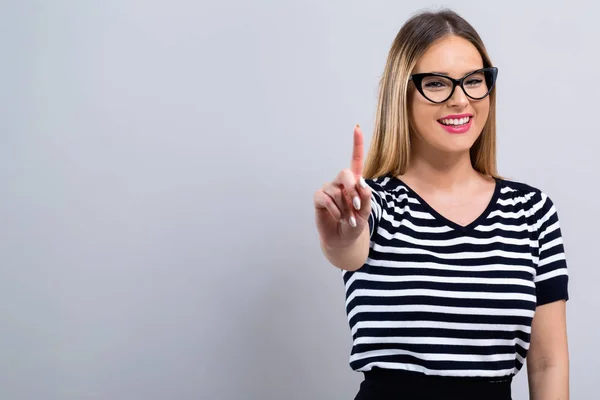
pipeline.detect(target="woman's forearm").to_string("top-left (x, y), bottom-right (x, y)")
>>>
top-left (528, 364), bottom-right (569, 400)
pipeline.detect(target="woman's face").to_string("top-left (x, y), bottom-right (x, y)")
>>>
top-left (408, 35), bottom-right (491, 155)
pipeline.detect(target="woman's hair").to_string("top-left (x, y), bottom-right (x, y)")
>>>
top-left (363, 9), bottom-right (499, 179)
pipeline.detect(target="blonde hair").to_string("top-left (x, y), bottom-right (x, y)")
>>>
top-left (363, 9), bottom-right (500, 180)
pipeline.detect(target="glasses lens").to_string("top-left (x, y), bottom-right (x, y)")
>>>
top-left (420, 75), bottom-right (454, 102)
top-left (462, 69), bottom-right (495, 99)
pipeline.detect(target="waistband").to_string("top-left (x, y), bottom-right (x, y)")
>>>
top-left (362, 368), bottom-right (512, 400)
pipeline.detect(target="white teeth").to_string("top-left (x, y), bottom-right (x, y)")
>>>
top-left (441, 117), bottom-right (470, 126)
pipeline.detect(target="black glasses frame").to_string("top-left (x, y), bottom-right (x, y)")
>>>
top-left (409, 67), bottom-right (498, 104)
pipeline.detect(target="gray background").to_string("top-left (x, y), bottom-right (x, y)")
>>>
top-left (1, 0), bottom-right (597, 399)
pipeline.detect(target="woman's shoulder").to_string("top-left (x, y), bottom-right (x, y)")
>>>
top-left (495, 176), bottom-right (555, 202)
top-left (363, 175), bottom-right (407, 194)
top-left (363, 176), bottom-right (411, 205)
top-left (363, 176), bottom-right (393, 190)
top-left (495, 176), bottom-right (562, 223)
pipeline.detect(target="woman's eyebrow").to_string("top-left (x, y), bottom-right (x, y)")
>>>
top-left (423, 68), bottom-right (483, 76)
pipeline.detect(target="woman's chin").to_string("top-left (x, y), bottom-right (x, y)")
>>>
top-left (430, 135), bottom-right (478, 154)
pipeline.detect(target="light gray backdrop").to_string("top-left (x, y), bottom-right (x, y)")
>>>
top-left (1, 1), bottom-right (597, 399)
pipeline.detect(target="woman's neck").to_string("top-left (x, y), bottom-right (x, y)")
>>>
top-left (401, 148), bottom-right (483, 192)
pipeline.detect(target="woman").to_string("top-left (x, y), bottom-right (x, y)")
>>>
top-left (313, 9), bottom-right (569, 400)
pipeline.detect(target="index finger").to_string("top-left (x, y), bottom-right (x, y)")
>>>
top-left (351, 124), bottom-right (364, 178)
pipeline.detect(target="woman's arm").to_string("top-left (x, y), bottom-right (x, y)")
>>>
top-left (527, 300), bottom-right (569, 400)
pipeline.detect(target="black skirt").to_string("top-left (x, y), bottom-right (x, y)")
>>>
top-left (354, 368), bottom-right (513, 400)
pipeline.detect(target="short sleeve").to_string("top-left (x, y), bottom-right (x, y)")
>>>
top-left (365, 179), bottom-right (385, 238)
top-left (534, 193), bottom-right (569, 306)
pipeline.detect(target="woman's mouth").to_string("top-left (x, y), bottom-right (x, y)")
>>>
top-left (437, 116), bottom-right (473, 134)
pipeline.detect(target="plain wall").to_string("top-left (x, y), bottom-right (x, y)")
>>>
top-left (1, 0), bottom-right (597, 399)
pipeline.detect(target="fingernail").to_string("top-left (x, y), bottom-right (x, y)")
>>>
top-left (355, 123), bottom-right (360, 128)
top-left (353, 196), bottom-right (361, 210)
top-left (349, 216), bottom-right (357, 227)
top-left (359, 177), bottom-right (368, 188)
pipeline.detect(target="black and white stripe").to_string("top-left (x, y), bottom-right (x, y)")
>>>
top-left (342, 176), bottom-right (569, 377)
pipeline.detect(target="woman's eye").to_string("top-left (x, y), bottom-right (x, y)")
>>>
top-left (465, 78), bottom-right (483, 87)
top-left (424, 81), bottom-right (446, 89)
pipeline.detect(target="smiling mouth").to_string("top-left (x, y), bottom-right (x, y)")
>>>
top-left (438, 116), bottom-right (472, 127)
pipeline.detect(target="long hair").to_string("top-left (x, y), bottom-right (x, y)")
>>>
top-left (363, 9), bottom-right (500, 179)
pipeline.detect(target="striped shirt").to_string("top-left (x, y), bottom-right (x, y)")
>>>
top-left (342, 176), bottom-right (569, 378)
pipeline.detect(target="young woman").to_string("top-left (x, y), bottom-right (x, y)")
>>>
top-left (313, 9), bottom-right (569, 400)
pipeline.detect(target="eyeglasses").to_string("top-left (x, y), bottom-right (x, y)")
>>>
top-left (409, 67), bottom-right (498, 104)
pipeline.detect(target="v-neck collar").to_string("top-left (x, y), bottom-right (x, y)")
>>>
top-left (387, 176), bottom-right (502, 232)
